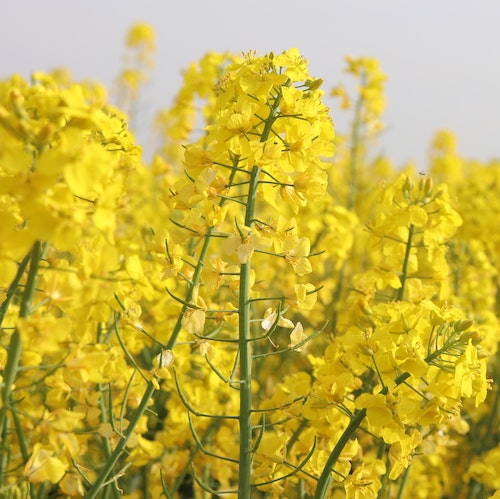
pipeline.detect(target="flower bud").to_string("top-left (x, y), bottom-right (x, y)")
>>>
top-left (477, 348), bottom-right (489, 359)
top-left (359, 342), bottom-right (376, 356)
top-left (423, 176), bottom-right (433, 195)
top-left (401, 315), bottom-right (413, 332)
top-left (430, 310), bottom-right (445, 326)
top-left (305, 78), bottom-right (323, 91)
top-left (455, 319), bottom-right (474, 332)
top-left (403, 176), bottom-right (414, 198)
top-left (36, 123), bottom-right (56, 145)
top-left (459, 330), bottom-right (481, 345)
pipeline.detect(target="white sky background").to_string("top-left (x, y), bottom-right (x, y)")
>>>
top-left (2, 0), bottom-right (499, 168)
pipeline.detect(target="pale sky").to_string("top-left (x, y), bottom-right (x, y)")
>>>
top-left (2, 0), bottom-right (499, 168)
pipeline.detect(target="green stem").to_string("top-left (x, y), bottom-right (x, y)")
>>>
top-left (0, 418), bottom-right (10, 490)
top-left (170, 424), bottom-right (217, 496)
top-left (97, 384), bottom-right (121, 499)
top-left (245, 166), bottom-right (260, 227)
top-left (395, 463), bottom-right (411, 499)
top-left (238, 167), bottom-right (260, 499)
top-left (396, 224), bottom-right (414, 301)
top-left (236, 83), bottom-right (285, 496)
top-left (330, 262), bottom-right (346, 331)
top-left (286, 418), bottom-right (309, 454)
top-left (11, 407), bottom-right (29, 462)
top-left (0, 241), bottom-right (42, 439)
top-left (19, 241), bottom-right (43, 319)
top-left (88, 144), bottom-right (241, 499)
top-left (85, 380), bottom-right (157, 499)
top-left (165, 166), bottom-right (238, 350)
top-left (314, 409), bottom-right (366, 499)
top-left (314, 372), bottom-right (410, 498)
top-left (466, 479), bottom-right (485, 499)
top-left (237, 263), bottom-right (253, 497)
top-left (166, 233), bottom-right (213, 349)
top-left (0, 251), bottom-right (32, 327)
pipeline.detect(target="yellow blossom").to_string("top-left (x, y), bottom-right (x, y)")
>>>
top-left (24, 444), bottom-right (68, 484)
top-left (289, 322), bottom-right (308, 351)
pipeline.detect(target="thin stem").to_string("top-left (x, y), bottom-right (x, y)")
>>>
top-left (396, 224), bottom-right (414, 301)
top-left (166, 166), bottom-right (239, 350)
top-left (395, 463), bottom-right (412, 499)
top-left (314, 409), bottom-right (367, 499)
top-left (346, 85), bottom-right (365, 210)
top-left (169, 421), bottom-right (219, 497)
top-left (314, 371), bottom-right (411, 498)
top-left (97, 384), bottom-right (122, 499)
top-left (19, 241), bottom-right (43, 319)
top-left (85, 381), bottom-right (157, 499)
top-left (330, 262), bottom-right (346, 332)
top-left (286, 418), bottom-right (309, 454)
top-left (238, 208), bottom-right (256, 499)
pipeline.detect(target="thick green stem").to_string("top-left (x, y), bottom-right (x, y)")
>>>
top-left (238, 166), bottom-right (260, 499)
top-left (238, 260), bottom-right (253, 497)
top-left (236, 84), bottom-right (283, 496)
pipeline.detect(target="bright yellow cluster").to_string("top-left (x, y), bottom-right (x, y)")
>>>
top-left (0, 60), bottom-right (175, 495)
top-left (0, 25), bottom-right (499, 499)
top-left (155, 51), bottom-right (236, 169)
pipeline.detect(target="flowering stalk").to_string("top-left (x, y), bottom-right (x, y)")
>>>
top-left (237, 73), bottom-right (284, 492)
top-left (158, 49), bottom-right (335, 496)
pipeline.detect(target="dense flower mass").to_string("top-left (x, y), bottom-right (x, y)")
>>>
top-left (0, 23), bottom-right (499, 499)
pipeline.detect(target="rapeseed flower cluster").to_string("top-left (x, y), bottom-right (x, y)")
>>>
top-left (0, 23), bottom-right (498, 499)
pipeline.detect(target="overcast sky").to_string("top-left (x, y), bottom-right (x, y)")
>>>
top-left (2, 0), bottom-right (499, 168)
